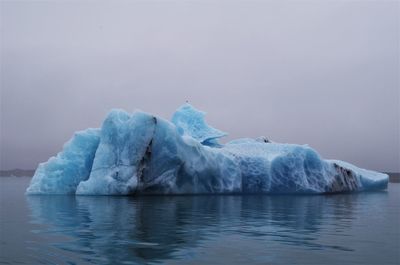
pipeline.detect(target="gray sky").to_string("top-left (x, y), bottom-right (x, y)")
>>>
top-left (0, 1), bottom-right (399, 172)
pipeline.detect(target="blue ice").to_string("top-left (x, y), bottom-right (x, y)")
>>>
top-left (27, 104), bottom-right (389, 195)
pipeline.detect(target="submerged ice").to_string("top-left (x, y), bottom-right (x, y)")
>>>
top-left (27, 104), bottom-right (388, 195)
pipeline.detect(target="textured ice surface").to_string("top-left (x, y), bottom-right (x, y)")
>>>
top-left (26, 128), bottom-right (100, 194)
top-left (171, 104), bottom-right (227, 146)
top-left (27, 104), bottom-right (388, 195)
top-left (76, 110), bottom-right (157, 195)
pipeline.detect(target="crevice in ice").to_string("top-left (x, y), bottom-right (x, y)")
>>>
top-left (136, 116), bottom-right (157, 191)
top-left (137, 138), bottom-right (153, 186)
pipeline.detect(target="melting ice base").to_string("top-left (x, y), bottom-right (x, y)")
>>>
top-left (27, 104), bottom-right (388, 195)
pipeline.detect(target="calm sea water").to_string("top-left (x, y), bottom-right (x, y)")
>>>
top-left (0, 177), bottom-right (399, 265)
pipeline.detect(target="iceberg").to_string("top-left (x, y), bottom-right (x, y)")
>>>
top-left (26, 104), bottom-right (388, 195)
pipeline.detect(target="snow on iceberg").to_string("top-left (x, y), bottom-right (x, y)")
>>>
top-left (27, 104), bottom-right (389, 195)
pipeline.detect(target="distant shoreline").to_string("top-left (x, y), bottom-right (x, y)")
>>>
top-left (0, 169), bottom-right (35, 177)
top-left (1, 169), bottom-right (399, 183)
top-left (387, 172), bottom-right (400, 183)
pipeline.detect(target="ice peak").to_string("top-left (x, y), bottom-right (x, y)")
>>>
top-left (171, 104), bottom-right (227, 145)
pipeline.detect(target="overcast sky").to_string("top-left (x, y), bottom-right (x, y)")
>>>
top-left (0, 1), bottom-right (399, 172)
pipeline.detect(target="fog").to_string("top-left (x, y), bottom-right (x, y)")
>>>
top-left (1, 1), bottom-right (399, 171)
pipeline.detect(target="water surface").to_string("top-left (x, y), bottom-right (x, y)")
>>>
top-left (1, 177), bottom-right (399, 264)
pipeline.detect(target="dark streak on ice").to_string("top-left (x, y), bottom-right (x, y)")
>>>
top-left (325, 163), bottom-right (359, 193)
top-left (136, 117), bottom-right (157, 193)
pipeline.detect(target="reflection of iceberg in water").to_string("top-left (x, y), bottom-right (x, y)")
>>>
top-left (26, 193), bottom-right (364, 264)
